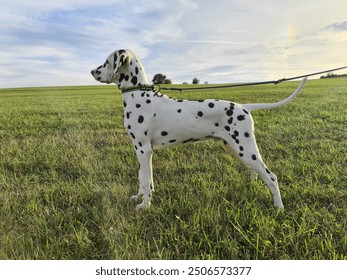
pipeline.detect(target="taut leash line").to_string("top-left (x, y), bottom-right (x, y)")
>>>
top-left (122, 66), bottom-right (347, 94)
top-left (159, 66), bottom-right (347, 92)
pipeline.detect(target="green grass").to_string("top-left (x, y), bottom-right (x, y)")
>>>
top-left (0, 79), bottom-right (346, 260)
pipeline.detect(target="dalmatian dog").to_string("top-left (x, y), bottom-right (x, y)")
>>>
top-left (91, 49), bottom-right (307, 211)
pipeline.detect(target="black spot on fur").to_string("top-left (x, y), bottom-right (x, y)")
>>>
top-left (243, 109), bottom-right (249, 114)
top-left (208, 103), bottom-right (215, 108)
top-left (146, 100), bottom-right (151, 104)
top-left (136, 104), bottom-right (141, 108)
top-left (127, 125), bottom-right (131, 129)
top-left (234, 130), bottom-right (239, 137)
top-left (130, 132), bottom-right (135, 139)
top-left (135, 67), bottom-right (139, 75)
top-left (244, 132), bottom-right (250, 138)
top-left (126, 112), bottom-right (131, 119)
top-left (131, 76), bottom-right (138, 85)
top-left (123, 101), bottom-right (127, 108)
top-left (144, 131), bottom-right (148, 136)
top-left (161, 131), bottom-right (168, 136)
top-left (224, 126), bottom-right (230, 131)
top-left (239, 153), bottom-right (244, 157)
top-left (215, 123), bottom-right (219, 127)
top-left (169, 139), bottom-right (177, 143)
top-left (197, 111), bottom-right (203, 117)
top-left (228, 117), bottom-right (233, 124)
top-left (266, 168), bottom-right (270, 174)
top-left (237, 115), bottom-right (246, 121)
top-left (119, 73), bottom-right (126, 83)
top-left (252, 154), bottom-right (257, 160)
top-left (177, 109), bottom-right (182, 113)
top-left (226, 109), bottom-right (233, 116)
top-left (138, 115), bottom-right (144, 123)
top-left (239, 146), bottom-right (244, 151)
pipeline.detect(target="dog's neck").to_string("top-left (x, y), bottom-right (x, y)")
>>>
top-left (116, 58), bottom-right (149, 91)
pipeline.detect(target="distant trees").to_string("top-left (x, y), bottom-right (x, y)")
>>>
top-left (152, 73), bottom-right (172, 84)
top-left (320, 72), bottom-right (347, 79)
top-left (192, 77), bottom-right (200, 84)
top-left (152, 74), bottom-right (209, 85)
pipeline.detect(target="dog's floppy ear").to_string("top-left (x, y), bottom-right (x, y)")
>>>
top-left (113, 49), bottom-right (130, 75)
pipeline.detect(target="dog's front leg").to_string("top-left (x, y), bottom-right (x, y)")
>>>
top-left (130, 148), bottom-right (154, 211)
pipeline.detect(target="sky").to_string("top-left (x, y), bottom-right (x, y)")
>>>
top-left (0, 0), bottom-right (347, 88)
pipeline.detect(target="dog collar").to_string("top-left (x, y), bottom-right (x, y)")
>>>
top-left (122, 84), bottom-right (158, 94)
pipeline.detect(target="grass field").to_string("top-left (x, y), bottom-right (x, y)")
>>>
top-left (0, 78), bottom-right (346, 260)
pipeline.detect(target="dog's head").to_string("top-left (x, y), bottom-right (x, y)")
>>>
top-left (91, 49), bottom-right (148, 90)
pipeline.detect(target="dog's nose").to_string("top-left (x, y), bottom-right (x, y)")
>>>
top-left (91, 70), bottom-right (94, 75)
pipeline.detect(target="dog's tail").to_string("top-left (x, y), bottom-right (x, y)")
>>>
top-left (242, 78), bottom-right (307, 112)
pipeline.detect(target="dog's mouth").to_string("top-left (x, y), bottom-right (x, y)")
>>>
top-left (91, 69), bottom-right (115, 84)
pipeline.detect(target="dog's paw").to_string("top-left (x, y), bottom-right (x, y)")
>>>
top-left (251, 170), bottom-right (258, 181)
top-left (130, 194), bottom-right (139, 201)
top-left (134, 198), bottom-right (151, 212)
top-left (275, 202), bottom-right (284, 211)
top-left (135, 204), bottom-right (144, 212)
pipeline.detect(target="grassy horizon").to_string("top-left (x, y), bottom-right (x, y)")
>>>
top-left (0, 78), bottom-right (346, 259)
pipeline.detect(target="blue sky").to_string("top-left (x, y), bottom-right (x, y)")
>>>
top-left (1, 0), bottom-right (347, 88)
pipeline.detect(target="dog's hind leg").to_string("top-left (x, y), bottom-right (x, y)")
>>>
top-left (130, 147), bottom-right (154, 211)
top-left (223, 138), bottom-right (284, 209)
top-left (223, 141), bottom-right (258, 181)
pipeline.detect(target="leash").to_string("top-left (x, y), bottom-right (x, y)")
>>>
top-left (122, 66), bottom-right (347, 94)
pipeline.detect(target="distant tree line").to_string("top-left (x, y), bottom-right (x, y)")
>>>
top-left (152, 73), bottom-right (172, 84)
top-left (320, 73), bottom-right (347, 79)
top-left (152, 74), bottom-right (207, 85)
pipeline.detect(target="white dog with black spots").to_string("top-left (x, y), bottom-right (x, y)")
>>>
top-left (91, 49), bottom-right (307, 211)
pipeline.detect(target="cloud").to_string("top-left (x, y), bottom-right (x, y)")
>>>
top-left (328, 21), bottom-right (347, 31)
top-left (0, 0), bottom-right (347, 88)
